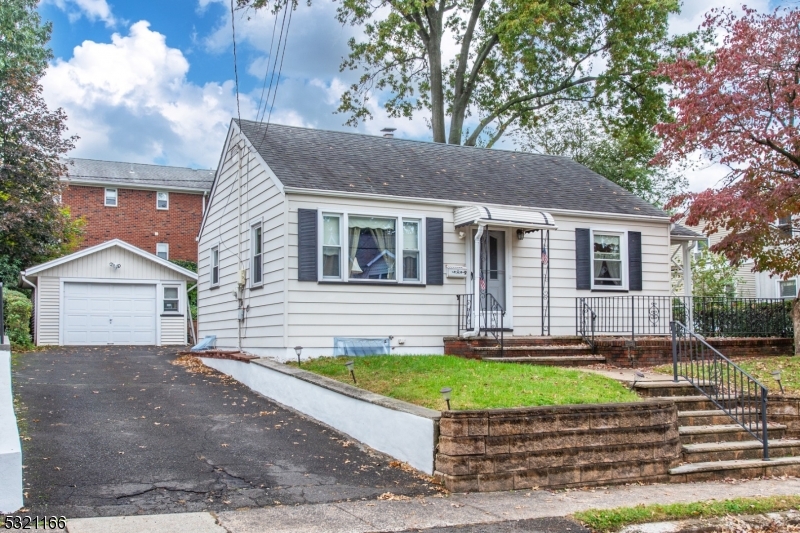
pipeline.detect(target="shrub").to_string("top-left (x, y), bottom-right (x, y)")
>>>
top-left (3, 288), bottom-right (33, 348)
top-left (170, 260), bottom-right (198, 320)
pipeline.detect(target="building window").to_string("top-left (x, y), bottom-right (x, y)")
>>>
top-left (322, 214), bottom-right (342, 279)
top-left (349, 216), bottom-right (397, 280)
top-left (157, 191), bottom-right (169, 210)
top-left (156, 243), bottom-right (169, 260)
top-left (163, 286), bottom-right (179, 313)
top-left (779, 279), bottom-right (797, 299)
top-left (105, 188), bottom-right (117, 207)
top-left (403, 220), bottom-right (420, 281)
top-left (211, 246), bottom-right (219, 286)
top-left (320, 213), bottom-right (423, 283)
top-left (778, 216), bottom-right (793, 237)
top-left (592, 231), bottom-right (625, 288)
top-left (251, 224), bottom-right (263, 286)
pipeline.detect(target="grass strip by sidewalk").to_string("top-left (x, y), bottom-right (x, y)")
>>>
top-left (652, 355), bottom-right (800, 395)
top-left (573, 495), bottom-right (800, 532)
top-left (293, 355), bottom-right (638, 410)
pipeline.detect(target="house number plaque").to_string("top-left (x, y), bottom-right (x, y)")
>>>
top-left (445, 265), bottom-right (468, 278)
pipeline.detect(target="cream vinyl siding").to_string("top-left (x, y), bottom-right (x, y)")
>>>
top-left (160, 315), bottom-right (186, 345)
top-left (39, 246), bottom-right (179, 280)
top-left (197, 128), bottom-right (286, 350)
top-left (37, 277), bottom-right (61, 345)
top-left (287, 195), bottom-right (464, 355)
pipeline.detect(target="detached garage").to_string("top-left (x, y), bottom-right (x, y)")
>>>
top-left (21, 239), bottom-right (198, 346)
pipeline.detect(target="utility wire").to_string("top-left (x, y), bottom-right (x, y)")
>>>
top-left (255, 1), bottom-right (294, 151)
top-left (254, 6), bottom-right (283, 121)
top-left (230, 0), bottom-right (242, 124)
top-left (256, 0), bottom-right (291, 126)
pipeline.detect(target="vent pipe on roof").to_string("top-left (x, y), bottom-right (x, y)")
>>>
top-left (381, 128), bottom-right (397, 139)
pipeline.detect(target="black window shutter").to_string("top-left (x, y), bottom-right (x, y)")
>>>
top-left (426, 218), bottom-right (444, 285)
top-left (297, 209), bottom-right (318, 281)
top-left (628, 231), bottom-right (642, 291)
top-left (575, 228), bottom-right (591, 290)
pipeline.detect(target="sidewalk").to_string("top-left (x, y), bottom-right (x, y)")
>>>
top-left (66, 477), bottom-right (800, 533)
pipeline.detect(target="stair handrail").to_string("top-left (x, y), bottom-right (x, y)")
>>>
top-left (577, 297), bottom-right (596, 353)
top-left (480, 292), bottom-right (505, 358)
top-left (670, 321), bottom-right (770, 460)
top-left (456, 294), bottom-right (473, 336)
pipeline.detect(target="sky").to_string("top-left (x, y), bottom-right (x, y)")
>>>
top-left (38, 0), bottom-right (780, 192)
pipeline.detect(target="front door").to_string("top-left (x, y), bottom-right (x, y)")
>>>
top-left (471, 229), bottom-right (510, 329)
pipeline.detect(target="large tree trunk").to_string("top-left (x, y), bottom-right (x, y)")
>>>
top-left (426, 9), bottom-right (446, 144)
top-left (794, 298), bottom-right (800, 356)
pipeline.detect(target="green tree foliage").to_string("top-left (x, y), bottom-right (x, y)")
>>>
top-left (239, 0), bottom-right (683, 147)
top-left (691, 249), bottom-right (740, 298)
top-left (516, 104), bottom-right (686, 206)
top-left (2, 287), bottom-right (33, 348)
top-left (0, 0), bottom-right (82, 288)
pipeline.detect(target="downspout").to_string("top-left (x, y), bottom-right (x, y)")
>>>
top-left (187, 283), bottom-right (197, 345)
top-left (20, 275), bottom-right (36, 345)
top-left (236, 140), bottom-right (243, 351)
top-left (463, 224), bottom-right (485, 338)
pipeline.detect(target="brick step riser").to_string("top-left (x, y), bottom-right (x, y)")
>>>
top-left (484, 359), bottom-right (606, 368)
top-left (683, 446), bottom-right (800, 463)
top-left (680, 428), bottom-right (785, 445)
top-left (637, 386), bottom-right (715, 398)
top-left (672, 399), bottom-right (757, 411)
top-left (451, 337), bottom-right (588, 348)
top-left (670, 462), bottom-right (800, 483)
top-left (679, 413), bottom-right (762, 426)
top-left (477, 350), bottom-right (595, 358)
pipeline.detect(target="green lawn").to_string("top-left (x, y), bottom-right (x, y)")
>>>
top-left (573, 495), bottom-right (800, 532)
top-left (653, 355), bottom-right (800, 395)
top-left (293, 355), bottom-right (639, 410)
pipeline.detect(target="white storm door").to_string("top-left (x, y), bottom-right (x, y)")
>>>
top-left (62, 283), bottom-right (157, 345)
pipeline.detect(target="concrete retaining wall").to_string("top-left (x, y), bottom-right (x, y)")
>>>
top-left (201, 357), bottom-right (440, 474)
top-left (0, 341), bottom-right (23, 513)
top-left (435, 400), bottom-right (681, 492)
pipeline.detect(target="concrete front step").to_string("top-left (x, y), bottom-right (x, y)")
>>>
top-left (682, 439), bottom-right (800, 463)
top-left (669, 456), bottom-right (800, 483)
top-left (679, 408), bottom-right (761, 427)
top-left (482, 356), bottom-right (606, 367)
top-left (679, 423), bottom-right (786, 444)
top-left (634, 381), bottom-right (714, 398)
top-left (652, 395), bottom-right (757, 412)
top-left (475, 345), bottom-right (595, 358)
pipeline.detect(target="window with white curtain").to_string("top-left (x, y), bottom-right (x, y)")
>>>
top-left (320, 213), bottom-right (423, 283)
top-left (592, 232), bottom-right (625, 288)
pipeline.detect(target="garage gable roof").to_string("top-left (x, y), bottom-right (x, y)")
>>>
top-left (22, 239), bottom-right (198, 280)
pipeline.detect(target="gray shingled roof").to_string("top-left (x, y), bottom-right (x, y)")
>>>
top-left (237, 120), bottom-right (667, 218)
top-left (64, 158), bottom-right (215, 191)
top-left (670, 223), bottom-right (705, 240)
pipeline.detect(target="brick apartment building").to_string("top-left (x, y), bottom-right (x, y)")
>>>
top-left (61, 158), bottom-right (215, 262)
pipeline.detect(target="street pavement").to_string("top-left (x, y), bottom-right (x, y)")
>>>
top-left (13, 346), bottom-right (436, 518)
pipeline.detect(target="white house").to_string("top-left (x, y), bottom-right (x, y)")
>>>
top-left (197, 121), bottom-right (694, 360)
top-left (21, 240), bottom-right (197, 346)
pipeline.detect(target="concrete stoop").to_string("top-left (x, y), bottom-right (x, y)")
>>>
top-left (638, 380), bottom-right (800, 483)
top-left (445, 335), bottom-right (606, 367)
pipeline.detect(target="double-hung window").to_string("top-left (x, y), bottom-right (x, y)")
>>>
top-left (157, 191), bottom-right (169, 210)
top-left (320, 213), bottom-right (423, 283)
top-left (779, 279), bottom-right (797, 299)
top-left (778, 216), bottom-right (793, 237)
top-left (105, 188), bottom-right (117, 207)
top-left (251, 223), bottom-right (263, 286)
top-left (163, 286), bottom-right (179, 313)
top-left (592, 231), bottom-right (625, 288)
top-left (156, 243), bottom-right (169, 260)
top-left (211, 246), bottom-right (219, 286)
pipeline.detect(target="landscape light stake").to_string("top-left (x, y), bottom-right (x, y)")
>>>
top-left (345, 360), bottom-right (357, 384)
top-left (631, 371), bottom-right (645, 391)
top-left (294, 346), bottom-right (303, 366)
top-left (440, 387), bottom-right (452, 411)
top-left (771, 370), bottom-right (785, 394)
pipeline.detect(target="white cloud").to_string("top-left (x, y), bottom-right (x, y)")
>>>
top-left (43, 21), bottom-right (256, 168)
top-left (48, 0), bottom-right (118, 27)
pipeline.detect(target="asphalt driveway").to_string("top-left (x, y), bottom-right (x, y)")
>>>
top-left (13, 347), bottom-right (436, 518)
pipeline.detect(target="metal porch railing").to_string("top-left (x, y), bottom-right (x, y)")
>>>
top-left (576, 297), bottom-right (596, 352)
top-left (457, 293), bottom-right (505, 357)
top-left (671, 321), bottom-right (770, 460)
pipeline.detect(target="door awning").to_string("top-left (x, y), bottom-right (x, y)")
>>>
top-left (454, 205), bottom-right (557, 231)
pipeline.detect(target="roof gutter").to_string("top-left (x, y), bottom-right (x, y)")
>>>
top-left (281, 186), bottom-right (672, 223)
top-left (62, 179), bottom-right (210, 194)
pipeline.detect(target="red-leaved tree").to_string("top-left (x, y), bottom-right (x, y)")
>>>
top-left (655, 7), bottom-right (800, 278)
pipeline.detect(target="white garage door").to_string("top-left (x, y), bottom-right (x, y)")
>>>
top-left (63, 283), bottom-right (157, 345)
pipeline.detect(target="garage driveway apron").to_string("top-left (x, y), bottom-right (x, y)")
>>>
top-left (13, 347), bottom-right (436, 518)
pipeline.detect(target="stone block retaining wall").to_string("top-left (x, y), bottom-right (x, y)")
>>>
top-left (434, 401), bottom-right (681, 492)
top-left (599, 337), bottom-right (794, 368)
top-left (769, 396), bottom-right (800, 438)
